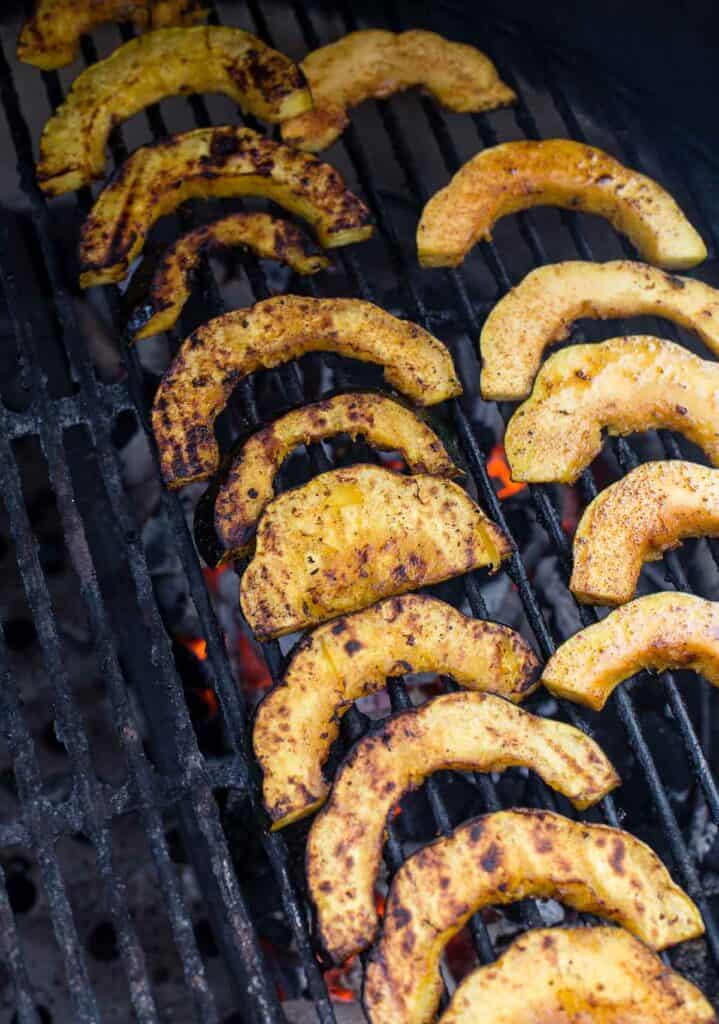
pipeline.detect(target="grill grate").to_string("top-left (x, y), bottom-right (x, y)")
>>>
top-left (0, 0), bottom-right (717, 1021)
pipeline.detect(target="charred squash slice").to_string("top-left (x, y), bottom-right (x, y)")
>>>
top-left (152, 296), bottom-right (460, 488)
top-left (438, 927), bottom-right (716, 1024)
top-left (129, 213), bottom-right (328, 340)
top-left (542, 592), bottom-right (719, 710)
top-left (363, 809), bottom-right (703, 1024)
top-left (481, 260), bottom-right (719, 401)
top-left (18, 0), bottom-right (206, 69)
top-left (308, 692), bottom-right (618, 962)
top-left (571, 461), bottom-right (719, 606)
top-left (240, 464), bottom-right (511, 639)
top-left (504, 336), bottom-right (719, 484)
top-left (79, 127), bottom-right (372, 286)
top-left (37, 26), bottom-right (311, 195)
top-left (214, 392), bottom-right (460, 560)
top-left (417, 140), bottom-right (706, 270)
top-left (280, 29), bottom-right (515, 152)
top-left (254, 594), bottom-right (540, 829)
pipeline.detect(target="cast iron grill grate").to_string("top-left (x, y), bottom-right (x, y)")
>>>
top-left (0, 0), bottom-right (717, 1021)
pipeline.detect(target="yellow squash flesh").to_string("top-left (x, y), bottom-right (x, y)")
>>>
top-left (130, 212), bottom-right (328, 340)
top-left (438, 927), bottom-right (717, 1024)
top-left (481, 260), bottom-right (719, 401)
top-left (240, 465), bottom-right (511, 639)
top-left (363, 809), bottom-right (704, 1024)
top-left (542, 592), bottom-right (719, 710)
top-left (38, 26), bottom-right (311, 195)
top-left (572, 461), bottom-right (719, 606)
top-left (417, 140), bottom-right (706, 270)
top-left (308, 692), bottom-right (618, 962)
top-left (17, 0), bottom-right (207, 69)
top-left (281, 29), bottom-right (515, 152)
top-left (152, 296), bottom-right (460, 487)
top-left (254, 594), bottom-right (540, 828)
top-left (214, 392), bottom-right (460, 559)
top-left (79, 127), bottom-right (372, 286)
top-left (504, 336), bottom-right (719, 484)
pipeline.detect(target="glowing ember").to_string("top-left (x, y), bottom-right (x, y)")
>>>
top-left (202, 563), bottom-right (231, 594)
top-left (324, 956), bottom-right (357, 1003)
top-left (236, 631), bottom-right (272, 692)
top-left (561, 485), bottom-right (581, 536)
top-left (487, 443), bottom-right (526, 500)
top-left (198, 687), bottom-right (218, 719)
top-left (374, 888), bottom-right (386, 919)
top-left (178, 635), bottom-right (207, 660)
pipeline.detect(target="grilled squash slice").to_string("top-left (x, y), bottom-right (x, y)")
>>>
top-left (417, 140), bottom-right (706, 270)
top-left (254, 595), bottom-right (540, 828)
top-left (363, 808), bottom-right (704, 1024)
top-left (438, 927), bottom-right (717, 1024)
top-left (79, 127), bottom-right (372, 286)
top-left (215, 392), bottom-right (460, 560)
top-left (280, 29), bottom-right (515, 152)
top-left (572, 462), bottom-right (719, 606)
top-left (542, 592), bottom-right (719, 710)
top-left (240, 464), bottom-right (510, 639)
top-left (152, 297), bottom-right (460, 487)
top-left (37, 27), bottom-right (311, 195)
top-left (504, 336), bottom-right (719, 484)
top-left (308, 691), bottom-right (618, 962)
top-left (129, 213), bottom-right (328, 340)
top-left (18, 0), bottom-right (206, 69)
top-left (481, 260), bottom-right (719, 401)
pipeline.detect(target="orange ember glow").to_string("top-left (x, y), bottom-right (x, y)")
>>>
top-left (374, 888), bottom-right (386, 919)
top-left (325, 957), bottom-right (357, 1003)
top-left (199, 687), bottom-right (218, 718)
top-left (178, 635), bottom-right (207, 660)
top-left (236, 631), bottom-right (272, 692)
top-left (487, 443), bottom-right (526, 500)
top-left (202, 563), bottom-right (230, 594)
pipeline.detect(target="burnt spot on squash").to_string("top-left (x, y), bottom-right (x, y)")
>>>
top-left (469, 821), bottom-right (485, 844)
top-left (611, 837), bottom-right (626, 875)
top-left (392, 906), bottom-right (412, 928)
top-left (480, 842), bottom-right (502, 873)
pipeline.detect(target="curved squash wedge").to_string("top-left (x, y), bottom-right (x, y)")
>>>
top-left (240, 464), bottom-right (511, 639)
top-left (363, 809), bottom-right (704, 1024)
top-left (17, 0), bottom-right (206, 70)
top-left (152, 296), bottom-right (460, 488)
top-left (129, 212), bottom-right (328, 340)
top-left (280, 29), bottom-right (515, 152)
top-left (542, 592), bottom-right (719, 710)
top-left (417, 140), bottom-right (706, 270)
top-left (214, 392), bottom-right (460, 559)
top-left (572, 461), bottom-right (719, 606)
top-left (438, 927), bottom-right (717, 1024)
top-left (79, 127), bottom-right (372, 286)
top-left (481, 260), bottom-right (719, 401)
top-left (504, 336), bottom-right (719, 484)
top-left (37, 26), bottom-right (311, 195)
top-left (254, 594), bottom-right (540, 829)
top-left (308, 691), bottom-right (618, 962)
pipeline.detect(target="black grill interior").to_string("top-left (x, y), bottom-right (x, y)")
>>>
top-left (0, 1), bottom-right (718, 1021)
